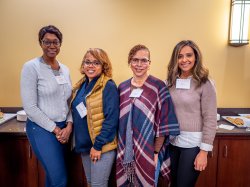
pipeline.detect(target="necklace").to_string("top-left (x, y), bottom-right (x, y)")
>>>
top-left (42, 56), bottom-right (59, 70)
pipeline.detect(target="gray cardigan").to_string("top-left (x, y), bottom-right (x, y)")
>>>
top-left (21, 57), bottom-right (72, 132)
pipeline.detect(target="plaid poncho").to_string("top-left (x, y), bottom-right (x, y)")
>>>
top-left (116, 75), bottom-right (180, 187)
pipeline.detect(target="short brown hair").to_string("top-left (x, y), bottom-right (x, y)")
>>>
top-left (128, 44), bottom-right (150, 64)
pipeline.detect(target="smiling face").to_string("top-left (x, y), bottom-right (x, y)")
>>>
top-left (82, 52), bottom-right (103, 81)
top-left (130, 49), bottom-right (150, 79)
top-left (40, 33), bottom-right (61, 59)
top-left (178, 45), bottom-right (196, 77)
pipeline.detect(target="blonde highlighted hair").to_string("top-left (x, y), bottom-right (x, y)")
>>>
top-left (80, 48), bottom-right (113, 78)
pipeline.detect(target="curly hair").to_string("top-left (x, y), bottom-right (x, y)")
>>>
top-left (38, 25), bottom-right (63, 44)
top-left (80, 48), bottom-right (112, 78)
top-left (167, 40), bottom-right (209, 88)
top-left (128, 44), bottom-right (150, 64)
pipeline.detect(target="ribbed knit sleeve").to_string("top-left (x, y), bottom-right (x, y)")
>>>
top-left (66, 80), bottom-right (73, 123)
top-left (66, 110), bottom-right (73, 123)
top-left (200, 80), bottom-right (217, 147)
top-left (168, 78), bottom-right (217, 151)
top-left (21, 60), bottom-right (56, 132)
top-left (21, 58), bottom-right (72, 132)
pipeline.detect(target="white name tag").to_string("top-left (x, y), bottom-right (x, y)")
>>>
top-left (76, 102), bottom-right (87, 118)
top-left (55, 75), bottom-right (67, 85)
top-left (176, 79), bottom-right (191, 89)
top-left (129, 88), bottom-right (143, 98)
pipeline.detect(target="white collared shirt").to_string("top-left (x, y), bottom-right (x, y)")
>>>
top-left (170, 131), bottom-right (213, 151)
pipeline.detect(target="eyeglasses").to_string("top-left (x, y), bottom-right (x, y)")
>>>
top-left (41, 40), bottom-right (61, 47)
top-left (130, 58), bottom-right (150, 65)
top-left (83, 61), bottom-right (102, 67)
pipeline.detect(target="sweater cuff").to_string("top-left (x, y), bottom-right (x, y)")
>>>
top-left (93, 140), bottom-right (104, 151)
top-left (200, 142), bottom-right (213, 152)
top-left (66, 111), bottom-right (73, 123)
top-left (47, 121), bottom-right (57, 132)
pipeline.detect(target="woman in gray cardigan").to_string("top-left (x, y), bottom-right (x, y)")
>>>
top-left (21, 25), bottom-right (72, 187)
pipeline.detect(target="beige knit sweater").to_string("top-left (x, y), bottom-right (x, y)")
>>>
top-left (168, 78), bottom-right (217, 146)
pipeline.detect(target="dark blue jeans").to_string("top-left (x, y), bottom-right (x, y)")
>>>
top-left (26, 119), bottom-right (68, 187)
top-left (169, 144), bottom-right (200, 187)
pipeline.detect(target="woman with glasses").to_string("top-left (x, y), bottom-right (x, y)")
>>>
top-left (71, 48), bottom-right (119, 187)
top-left (21, 25), bottom-right (72, 187)
top-left (166, 40), bottom-right (217, 187)
top-left (116, 44), bottom-right (179, 187)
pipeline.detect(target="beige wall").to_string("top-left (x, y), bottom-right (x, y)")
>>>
top-left (0, 0), bottom-right (249, 107)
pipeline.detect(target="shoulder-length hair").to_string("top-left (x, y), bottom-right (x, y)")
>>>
top-left (167, 40), bottom-right (209, 88)
top-left (128, 44), bottom-right (150, 64)
top-left (80, 48), bottom-right (112, 78)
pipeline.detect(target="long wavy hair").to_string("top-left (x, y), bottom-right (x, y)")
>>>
top-left (167, 40), bottom-right (209, 88)
top-left (80, 48), bottom-right (113, 78)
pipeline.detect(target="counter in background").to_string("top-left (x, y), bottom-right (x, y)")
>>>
top-left (196, 108), bottom-right (250, 187)
top-left (2, 107), bottom-right (250, 136)
top-left (1, 107), bottom-right (250, 187)
top-left (0, 107), bottom-right (87, 187)
top-left (0, 107), bottom-right (26, 136)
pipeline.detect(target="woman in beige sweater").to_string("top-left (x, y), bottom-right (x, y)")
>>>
top-left (166, 40), bottom-right (217, 187)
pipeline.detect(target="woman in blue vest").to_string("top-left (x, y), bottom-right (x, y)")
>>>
top-left (71, 48), bottom-right (119, 187)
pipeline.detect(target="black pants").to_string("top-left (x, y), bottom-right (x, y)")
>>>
top-left (169, 144), bottom-right (200, 187)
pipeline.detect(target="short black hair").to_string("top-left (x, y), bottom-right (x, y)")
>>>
top-left (38, 25), bottom-right (63, 44)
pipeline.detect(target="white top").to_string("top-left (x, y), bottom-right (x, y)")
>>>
top-left (170, 131), bottom-right (213, 151)
top-left (21, 57), bottom-right (72, 132)
top-left (168, 78), bottom-right (217, 152)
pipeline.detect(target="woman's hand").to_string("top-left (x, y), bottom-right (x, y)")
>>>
top-left (154, 153), bottom-right (158, 167)
top-left (90, 147), bottom-right (102, 164)
top-left (194, 150), bottom-right (208, 171)
top-left (59, 122), bottom-right (72, 144)
top-left (53, 126), bottom-right (66, 144)
top-left (53, 126), bottom-right (62, 137)
top-left (54, 122), bottom-right (72, 144)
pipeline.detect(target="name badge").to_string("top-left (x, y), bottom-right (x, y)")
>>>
top-left (55, 75), bottom-right (67, 85)
top-left (176, 79), bottom-right (191, 89)
top-left (76, 102), bottom-right (87, 118)
top-left (129, 88), bottom-right (143, 98)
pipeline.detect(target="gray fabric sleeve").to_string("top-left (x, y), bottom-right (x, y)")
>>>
top-left (20, 63), bottom-right (56, 132)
